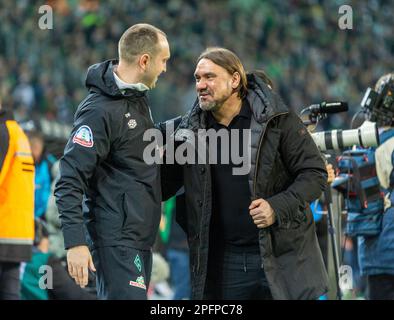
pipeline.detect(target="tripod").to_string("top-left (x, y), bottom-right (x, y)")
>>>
top-left (323, 177), bottom-right (342, 300)
top-left (300, 106), bottom-right (343, 300)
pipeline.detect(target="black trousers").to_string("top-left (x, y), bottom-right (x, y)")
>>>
top-left (367, 274), bottom-right (394, 300)
top-left (205, 247), bottom-right (272, 300)
top-left (0, 262), bottom-right (21, 300)
top-left (92, 246), bottom-right (152, 300)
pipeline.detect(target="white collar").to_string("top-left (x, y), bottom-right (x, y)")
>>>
top-left (113, 69), bottom-right (149, 93)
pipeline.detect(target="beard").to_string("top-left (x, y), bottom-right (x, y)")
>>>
top-left (198, 80), bottom-right (234, 112)
top-left (199, 99), bottom-right (220, 112)
top-left (198, 90), bottom-right (232, 112)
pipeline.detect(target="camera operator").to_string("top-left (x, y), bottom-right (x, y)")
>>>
top-left (358, 72), bottom-right (394, 300)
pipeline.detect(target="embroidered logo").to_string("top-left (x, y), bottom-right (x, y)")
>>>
top-left (128, 119), bottom-right (137, 129)
top-left (72, 125), bottom-right (94, 148)
top-left (129, 276), bottom-right (146, 290)
top-left (134, 254), bottom-right (142, 272)
top-left (125, 112), bottom-right (131, 118)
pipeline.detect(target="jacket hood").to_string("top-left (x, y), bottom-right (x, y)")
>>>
top-left (245, 73), bottom-right (288, 121)
top-left (85, 59), bottom-right (146, 99)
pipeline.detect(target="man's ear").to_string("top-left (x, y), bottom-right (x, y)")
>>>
top-left (139, 54), bottom-right (150, 71)
top-left (232, 72), bottom-right (241, 89)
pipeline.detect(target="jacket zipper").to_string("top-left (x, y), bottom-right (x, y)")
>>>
top-left (253, 111), bottom-right (288, 265)
top-left (197, 155), bottom-right (209, 275)
top-left (252, 112), bottom-right (289, 198)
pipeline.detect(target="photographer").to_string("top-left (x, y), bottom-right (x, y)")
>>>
top-left (0, 98), bottom-right (35, 300)
top-left (358, 73), bottom-right (394, 300)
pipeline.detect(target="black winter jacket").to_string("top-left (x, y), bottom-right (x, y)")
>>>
top-left (161, 74), bottom-right (329, 300)
top-left (55, 60), bottom-right (162, 251)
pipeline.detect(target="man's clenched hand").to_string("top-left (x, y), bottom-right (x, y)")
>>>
top-left (249, 198), bottom-right (276, 228)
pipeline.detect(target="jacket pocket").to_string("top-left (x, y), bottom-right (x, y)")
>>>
top-left (120, 182), bottom-right (161, 242)
top-left (94, 195), bottom-right (124, 242)
top-left (121, 189), bottom-right (144, 233)
top-left (121, 193), bottom-right (127, 229)
top-left (269, 208), bottom-right (306, 257)
top-left (270, 226), bottom-right (302, 257)
top-left (291, 207), bottom-right (308, 228)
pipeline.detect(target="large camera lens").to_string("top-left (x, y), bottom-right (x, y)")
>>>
top-left (311, 122), bottom-right (379, 151)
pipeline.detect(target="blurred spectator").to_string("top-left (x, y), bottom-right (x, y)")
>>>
top-left (0, 99), bottom-right (35, 299)
top-left (166, 194), bottom-right (191, 300)
top-left (45, 160), bottom-right (66, 259)
top-left (153, 195), bottom-right (190, 300)
top-left (148, 252), bottom-right (172, 300)
top-left (20, 218), bottom-right (96, 300)
top-left (27, 131), bottom-right (57, 219)
top-left (12, 73), bottom-right (35, 113)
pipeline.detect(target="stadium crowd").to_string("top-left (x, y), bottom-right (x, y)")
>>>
top-left (0, 0), bottom-right (392, 129)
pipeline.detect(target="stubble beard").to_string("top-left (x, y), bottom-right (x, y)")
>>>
top-left (199, 92), bottom-right (231, 112)
top-left (199, 99), bottom-right (220, 112)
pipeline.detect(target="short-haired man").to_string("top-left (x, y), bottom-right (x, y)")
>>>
top-left (55, 23), bottom-right (170, 299)
top-left (162, 47), bottom-right (329, 300)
